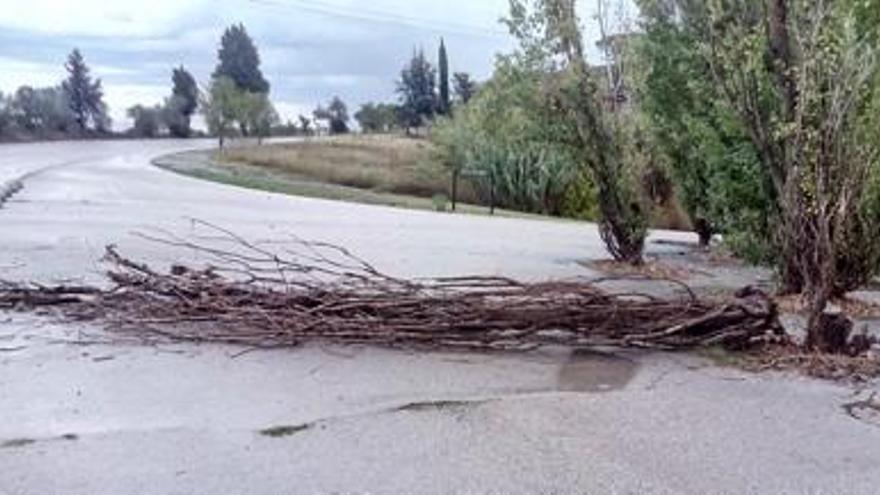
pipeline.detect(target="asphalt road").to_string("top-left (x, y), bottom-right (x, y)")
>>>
top-left (1, 139), bottom-right (879, 494)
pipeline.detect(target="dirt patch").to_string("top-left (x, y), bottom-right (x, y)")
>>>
top-left (739, 344), bottom-right (880, 382)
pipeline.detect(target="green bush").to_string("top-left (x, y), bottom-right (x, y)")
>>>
top-left (432, 59), bottom-right (588, 217)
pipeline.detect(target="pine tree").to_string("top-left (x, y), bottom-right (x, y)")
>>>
top-left (213, 24), bottom-right (270, 94)
top-left (62, 49), bottom-right (105, 132)
top-left (438, 38), bottom-right (450, 115)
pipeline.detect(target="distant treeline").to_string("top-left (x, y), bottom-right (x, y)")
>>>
top-left (0, 24), bottom-right (478, 143)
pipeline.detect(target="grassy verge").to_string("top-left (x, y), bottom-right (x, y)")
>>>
top-left (224, 135), bottom-right (480, 203)
top-left (153, 137), bottom-right (551, 220)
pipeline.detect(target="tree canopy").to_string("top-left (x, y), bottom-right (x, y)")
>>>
top-left (314, 97), bottom-right (350, 135)
top-left (452, 72), bottom-right (477, 104)
top-left (165, 66), bottom-right (199, 137)
top-left (213, 24), bottom-right (270, 94)
top-left (397, 49), bottom-right (437, 131)
top-left (354, 102), bottom-right (398, 133)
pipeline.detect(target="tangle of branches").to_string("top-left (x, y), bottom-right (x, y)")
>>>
top-left (0, 222), bottom-right (782, 352)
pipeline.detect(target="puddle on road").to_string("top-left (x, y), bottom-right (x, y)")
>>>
top-left (555, 349), bottom-right (639, 393)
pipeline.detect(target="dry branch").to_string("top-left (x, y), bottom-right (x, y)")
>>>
top-left (1, 222), bottom-right (783, 352)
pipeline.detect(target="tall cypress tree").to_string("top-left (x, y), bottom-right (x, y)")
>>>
top-left (438, 38), bottom-right (450, 115)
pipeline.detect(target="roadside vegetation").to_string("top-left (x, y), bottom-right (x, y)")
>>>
top-left (222, 135), bottom-right (473, 202)
top-left (4, 0), bottom-right (880, 359)
top-left (0, 49), bottom-right (110, 141)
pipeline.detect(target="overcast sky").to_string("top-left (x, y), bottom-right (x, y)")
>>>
top-left (0, 0), bottom-right (627, 128)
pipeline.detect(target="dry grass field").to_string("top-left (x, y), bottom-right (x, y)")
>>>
top-left (223, 135), bottom-right (479, 203)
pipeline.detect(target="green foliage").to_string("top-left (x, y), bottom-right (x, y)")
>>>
top-left (438, 39), bottom-right (450, 115)
top-left (213, 24), bottom-right (270, 94)
top-left (165, 66), bottom-right (199, 138)
top-left (452, 72), bottom-right (477, 104)
top-left (519, 0), bottom-right (647, 263)
top-left (314, 97), bottom-right (350, 135)
top-left (201, 77), bottom-right (246, 145)
top-left (172, 67), bottom-right (199, 116)
top-left (241, 91), bottom-right (279, 140)
top-left (431, 193), bottom-right (449, 212)
top-left (695, 0), bottom-right (880, 299)
top-left (560, 169), bottom-right (599, 220)
top-left (637, 7), bottom-right (773, 251)
top-left (432, 59), bottom-right (583, 216)
top-left (127, 104), bottom-right (163, 138)
top-left (354, 103), bottom-right (398, 133)
top-left (397, 49), bottom-right (437, 130)
top-left (10, 86), bottom-right (76, 134)
top-left (62, 49), bottom-right (106, 132)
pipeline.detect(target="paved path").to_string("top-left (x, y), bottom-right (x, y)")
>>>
top-left (1, 140), bottom-right (879, 494)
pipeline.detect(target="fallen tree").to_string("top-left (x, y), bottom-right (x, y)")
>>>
top-left (0, 223), bottom-right (782, 352)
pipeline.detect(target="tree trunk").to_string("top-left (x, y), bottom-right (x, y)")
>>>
top-left (805, 312), bottom-right (852, 354)
top-left (694, 218), bottom-right (712, 248)
top-left (450, 168), bottom-right (459, 212)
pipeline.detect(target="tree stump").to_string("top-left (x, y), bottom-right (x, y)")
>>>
top-left (806, 313), bottom-right (853, 354)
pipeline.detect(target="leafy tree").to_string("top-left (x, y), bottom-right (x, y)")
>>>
top-left (686, 0), bottom-right (880, 348)
top-left (397, 49), bottom-right (437, 132)
top-left (438, 38), bottom-right (450, 115)
top-left (355, 102), bottom-right (398, 133)
top-left (127, 104), bottom-right (164, 138)
top-left (213, 24), bottom-right (270, 94)
top-left (504, 0), bottom-right (647, 263)
top-left (165, 66), bottom-right (199, 137)
top-left (636, 4), bottom-right (770, 248)
top-left (452, 72), bottom-right (477, 104)
top-left (201, 77), bottom-right (247, 149)
top-left (241, 91), bottom-right (279, 143)
top-left (11, 86), bottom-right (76, 133)
top-left (314, 97), bottom-right (350, 135)
top-left (62, 49), bottom-right (106, 132)
top-left (433, 59), bottom-right (582, 216)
